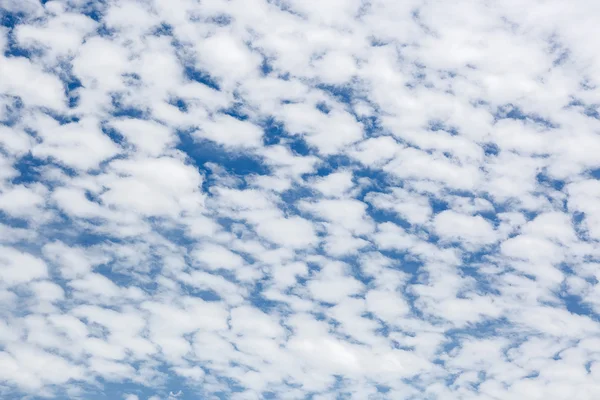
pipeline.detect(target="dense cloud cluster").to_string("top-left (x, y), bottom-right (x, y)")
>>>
top-left (1, 0), bottom-right (600, 398)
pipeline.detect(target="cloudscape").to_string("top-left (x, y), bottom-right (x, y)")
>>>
top-left (1, 0), bottom-right (600, 399)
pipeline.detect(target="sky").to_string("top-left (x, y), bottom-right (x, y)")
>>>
top-left (1, 0), bottom-right (600, 399)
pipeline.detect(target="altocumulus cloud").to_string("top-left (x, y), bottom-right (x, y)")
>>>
top-left (1, 0), bottom-right (600, 399)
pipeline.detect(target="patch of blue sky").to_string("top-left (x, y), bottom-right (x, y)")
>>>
top-left (177, 133), bottom-right (269, 189)
top-left (494, 104), bottom-right (558, 129)
top-left (183, 65), bottom-right (221, 91)
top-left (261, 117), bottom-right (313, 157)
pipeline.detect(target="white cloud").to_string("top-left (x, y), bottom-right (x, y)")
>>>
top-left (72, 36), bottom-right (130, 92)
top-left (109, 118), bottom-right (175, 156)
top-left (308, 261), bottom-right (363, 303)
top-left (433, 210), bottom-right (497, 246)
top-left (0, 54), bottom-right (66, 110)
top-left (230, 305), bottom-right (284, 338)
top-left (0, 184), bottom-right (47, 219)
top-left (0, 125), bottom-right (34, 156)
top-left (197, 114), bottom-right (264, 148)
top-left (366, 188), bottom-right (432, 225)
top-left (0, 246), bottom-right (47, 286)
top-left (100, 156), bottom-right (205, 217)
top-left (384, 147), bottom-right (482, 191)
top-left (42, 241), bottom-right (103, 279)
top-left (3, 0), bottom-right (600, 398)
top-left (30, 115), bottom-right (121, 170)
top-left (365, 289), bottom-right (410, 322)
top-left (196, 32), bottom-right (262, 87)
top-left (253, 215), bottom-right (319, 249)
top-left (0, 344), bottom-right (85, 390)
top-left (279, 103), bottom-right (363, 154)
top-left (567, 179), bottom-right (600, 240)
top-left (311, 170), bottom-right (354, 198)
top-left (15, 9), bottom-right (97, 58)
top-left (192, 243), bottom-right (245, 270)
top-left (300, 198), bottom-right (374, 235)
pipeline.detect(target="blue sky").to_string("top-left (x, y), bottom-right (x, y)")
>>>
top-left (1, 0), bottom-right (600, 399)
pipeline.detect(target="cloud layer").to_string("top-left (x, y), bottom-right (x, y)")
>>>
top-left (2, 0), bottom-right (600, 399)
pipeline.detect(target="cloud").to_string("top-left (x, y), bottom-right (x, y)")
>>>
top-left (30, 115), bottom-right (121, 170)
top-left (0, 246), bottom-right (47, 286)
top-left (433, 210), bottom-right (497, 246)
top-left (196, 114), bottom-right (264, 148)
top-left (0, 55), bottom-right (66, 110)
top-left (2, 0), bottom-right (600, 399)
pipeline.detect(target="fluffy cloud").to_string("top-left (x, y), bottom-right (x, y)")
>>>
top-left (1, 0), bottom-right (600, 399)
